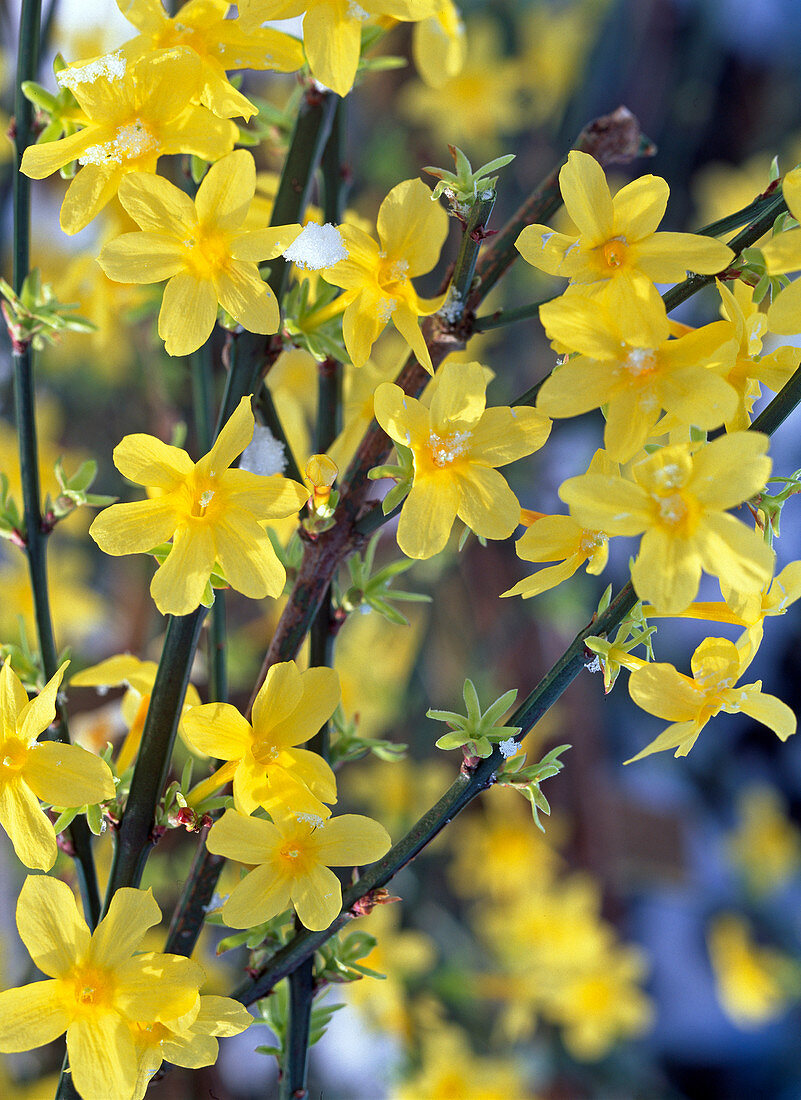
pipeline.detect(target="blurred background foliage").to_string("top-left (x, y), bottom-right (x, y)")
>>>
top-left (3, 0), bottom-right (801, 1096)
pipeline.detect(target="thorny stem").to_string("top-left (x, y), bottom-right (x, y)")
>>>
top-left (11, 0), bottom-right (101, 930)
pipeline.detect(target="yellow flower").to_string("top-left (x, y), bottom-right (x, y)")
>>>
top-left (708, 913), bottom-right (800, 1028)
top-left (239, 0), bottom-right (439, 97)
top-left (21, 47), bottom-right (237, 234)
top-left (320, 178), bottom-right (449, 372)
top-left (502, 511), bottom-right (608, 599)
top-left (545, 940), bottom-right (653, 1061)
top-left (560, 432), bottom-right (774, 614)
top-left (400, 17), bottom-right (528, 156)
top-left (182, 660), bottom-right (339, 817)
top-left (130, 994), bottom-right (251, 1099)
top-left (374, 360), bottom-right (551, 558)
top-left (70, 654), bottom-right (202, 773)
top-left (97, 149), bottom-right (301, 356)
top-left (391, 1023), bottom-right (532, 1100)
top-left (761, 166), bottom-right (801, 333)
top-left (516, 150), bottom-right (734, 310)
top-left (117, 0), bottom-right (303, 119)
top-left (411, 0), bottom-right (466, 89)
top-left (715, 281), bottom-right (800, 430)
top-left (726, 784), bottom-right (801, 896)
top-left (206, 807), bottom-right (391, 931)
top-left (0, 875), bottom-right (203, 1100)
top-left (0, 661), bottom-right (115, 870)
top-left (626, 634), bottom-right (795, 761)
top-left (89, 395), bottom-right (309, 616)
top-left (537, 290), bottom-right (739, 461)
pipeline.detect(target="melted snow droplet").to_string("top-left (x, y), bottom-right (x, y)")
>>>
top-left (283, 222), bottom-right (348, 270)
top-left (199, 490), bottom-right (214, 508)
top-left (377, 297), bottom-right (397, 323)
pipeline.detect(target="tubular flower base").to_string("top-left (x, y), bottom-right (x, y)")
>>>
top-left (374, 360), bottom-right (551, 559)
top-left (89, 395), bottom-right (309, 616)
top-left (0, 661), bottom-right (115, 870)
top-left (0, 876), bottom-right (205, 1100)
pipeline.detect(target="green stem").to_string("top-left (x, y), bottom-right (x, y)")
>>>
top-left (214, 89), bottom-right (338, 434)
top-left (279, 952), bottom-right (315, 1100)
top-left (662, 193), bottom-right (787, 314)
top-left (473, 297), bottom-right (557, 334)
top-left (12, 0), bottom-right (101, 930)
top-left (448, 193), bottom-right (497, 306)
top-left (320, 97), bottom-right (348, 225)
top-left (695, 186), bottom-right (784, 238)
top-left (105, 608), bottom-right (206, 902)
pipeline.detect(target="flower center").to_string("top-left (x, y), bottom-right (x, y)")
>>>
top-left (579, 530), bottom-right (607, 556)
top-left (655, 491), bottom-right (689, 529)
top-left (71, 964), bottom-right (115, 1012)
top-left (79, 118), bottom-right (158, 166)
top-left (183, 226), bottom-right (231, 279)
top-left (602, 237), bottom-right (628, 268)
top-left (624, 347), bottom-right (657, 377)
top-left (427, 429), bottom-right (472, 468)
top-left (0, 737), bottom-right (29, 779)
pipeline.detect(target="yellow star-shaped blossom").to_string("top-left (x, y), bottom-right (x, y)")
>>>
top-left (516, 149), bottom-right (734, 310)
top-left (627, 634), bottom-right (795, 761)
top-left (560, 432), bottom-right (774, 614)
top-left (0, 875), bottom-right (204, 1100)
top-left (89, 395), bottom-right (309, 616)
top-left (206, 807), bottom-right (391, 931)
top-left (0, 661), bottom-right (115, 870)
top-left (97, 149), bottom-right (302, 356)
top-left (374, 361), bottom-right (551, 559)
top-left (320, 177), bottom-right (449, 373)
top-left (21, 47), bottom-right (237, 234)
top-left (117, 0), bottom-right (303, 119)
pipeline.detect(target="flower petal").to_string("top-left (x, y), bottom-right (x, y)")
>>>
top-left (0, 981), bottom-right (67, 1052)
top-left (68, 1013), bottom-right (138, 1100)
top-left (429, 361), bottom-right (485, 427)
top-left (181, 702), bottom-right (253, 759)
top-left (16, 874), bottom-right (90, 978)
top-left (222, 863), bottom-right (292, 928)
top-left (455, 465), bottom-right (521, 540)
top-left (214, 262), bottom-right (279, 334)
top-left (252, 661), bottom-right (303, 736)
top-left (310, 813), bottom-right (391, 866)
top-left (24, 742), bottom-right (115, 806)
top-left (397, 475), bottom-right (458, 559)
top-left (89, 498), bottom-right (180, 556)
top-left (269, 666), bottom-right (341, 747)
top-left (117, 169), bottom-right (196, 233)
top-left (376, 178), bottom-right (448, 277)
top-left (159, 272), bottom-right (218, 356)
top-left (0, 780), bottom-right (57, 870)
top-left (149, 522), bottom-right (216, 616)
top-left (90, 886), bottom-right (161, 968)
top-left (559, 150), bottom-right (614, 244)
top-left (97, 231), bottom-right (186, 283)
top-left (196, 149), bottom-right (255, 231)
top-left (290, 863), bottom-right (342, 930)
